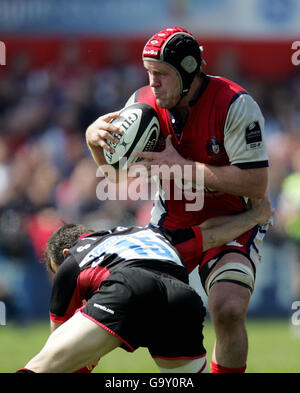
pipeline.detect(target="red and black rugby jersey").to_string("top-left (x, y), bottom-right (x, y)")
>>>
top-left (49, 225), bottom-right (202, 323)
top-left (126, 73), bottom-right (268, 228)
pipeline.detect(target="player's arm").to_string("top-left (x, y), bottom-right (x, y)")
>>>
top-left (201, 165), bottom-right (267, 199)
top-left (49, 257), bottom-right (82, 326)
top-left (200, 197), bottom-right (273, 252)
top-left (163, 197), bottom-right (273, 255)
top-left (86, 88), bottom-right (151, 183)
top-left (136, 136), bottom-right (267, 198)
top-left (86, 111), bottom-right (125, 183)
top-left (136, 95), bottom-right (268, 198)
top-left (200, 95), bottom-right (269, 198)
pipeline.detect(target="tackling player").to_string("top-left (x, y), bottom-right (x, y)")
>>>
top-left (16, 198), bottom-right (272, 373)
top-left (85, 27), bottom-right (270, 373)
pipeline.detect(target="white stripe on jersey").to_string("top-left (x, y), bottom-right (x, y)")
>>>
top-left (79, 228), bottom-right (183, 268)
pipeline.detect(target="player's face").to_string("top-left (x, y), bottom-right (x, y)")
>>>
top-left (144, 60), bottom-right (181, 108)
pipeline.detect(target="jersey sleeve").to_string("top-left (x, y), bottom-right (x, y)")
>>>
top-left (161, 226), bottom-right (203, 266)
top-left (49, 256), bottom-right (82, 324)
top-left (224, 94), bottom-right (268, 169)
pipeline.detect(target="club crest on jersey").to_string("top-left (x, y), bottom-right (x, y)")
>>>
top-left (206, 136), bottom-right (223, 156)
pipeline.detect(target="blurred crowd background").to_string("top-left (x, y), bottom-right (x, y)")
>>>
top-left (0, 0), bottom-right (299, 322)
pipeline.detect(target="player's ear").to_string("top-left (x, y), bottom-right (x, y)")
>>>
top-left (62, 248), bottom-right (69, 257)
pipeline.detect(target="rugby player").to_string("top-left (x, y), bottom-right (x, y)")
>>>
top-left (16, 198), bottom-right (272, 373)
top-left (85, 27), bottom-right (270, 373)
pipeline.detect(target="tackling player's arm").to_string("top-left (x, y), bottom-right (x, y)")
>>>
top-left (164, 197), bottom-right (273, 255)
top-left (41, 255), bottom-right (98, 373)
top-left (49, 254), bottom-right (83, 328)
top-left (200, 197), bottom-right (273, 252)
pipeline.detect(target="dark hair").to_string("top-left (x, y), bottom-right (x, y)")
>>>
top-left (43, 223), bottom-right (92, 272)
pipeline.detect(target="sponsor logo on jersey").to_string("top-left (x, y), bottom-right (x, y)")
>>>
top-left (143, 49), bottom-right (158, 55)
top-left (93, 303), bottom-right (115, 314)
top-left (245, 121), bottom-right (263, 150)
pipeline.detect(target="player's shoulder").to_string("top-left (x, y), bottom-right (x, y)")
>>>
top-left (206, 75), bottom-right (264, 120)
top-left (207, 74), bottom-right (248, 103)
top-left (110, 225), bottom-right (154, 237)
top-left (125, 85), bottom-right (157, 109)
top-left (53, 254), bottom-right (80, 286)
top-left (125, 85), bottom-right (170, 137)
top-left (67, 230), bottom-right (111, 262)
top-left (109, 224), bottom-right (169, 241)
top-left (208, 74), bottom-right (247, 93)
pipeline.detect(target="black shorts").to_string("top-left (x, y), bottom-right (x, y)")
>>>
top-left (81, 266), bottom-right (206, 359)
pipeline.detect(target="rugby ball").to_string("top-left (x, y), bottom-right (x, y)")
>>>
top-left (103, 103), bottom-right (160, 169)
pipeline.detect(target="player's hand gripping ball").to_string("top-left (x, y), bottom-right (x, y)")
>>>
top-left (103, 103), bottom-right (161, 169)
